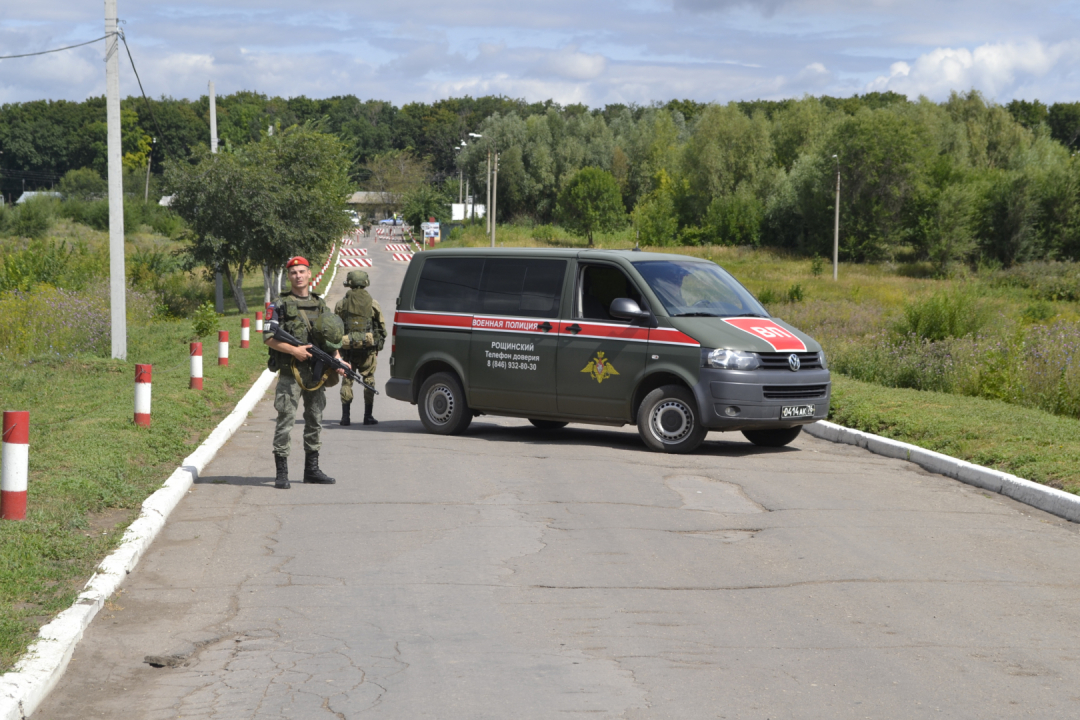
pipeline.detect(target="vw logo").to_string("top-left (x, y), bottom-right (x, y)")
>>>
top-left (788, 353), bottom-right (801, 371)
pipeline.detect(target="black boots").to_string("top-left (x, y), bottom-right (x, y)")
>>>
top-left (274, 455), bottom-right (290, 490)
top-left (363, 400), bottom-right (378, 426)
top-left (303, 452), bottom-right (336, 484)
top-left (340, 401), bottom-right (351, 426)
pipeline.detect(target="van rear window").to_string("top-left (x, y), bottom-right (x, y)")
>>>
top-left (415, 258), bottom-right (484, 312)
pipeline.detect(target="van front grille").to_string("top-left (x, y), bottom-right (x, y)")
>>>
top-left (762, 384), bottom-right (828, 400)
top-left (758, 352), bottom-right (821, 370)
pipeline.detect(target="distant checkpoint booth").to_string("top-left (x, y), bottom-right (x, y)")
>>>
top-left (347, 191), bottom-right (402, 224)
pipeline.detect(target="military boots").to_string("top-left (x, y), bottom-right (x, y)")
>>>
top-left (340, 401), bottom-right (352, 426)
top-left (303, 452), bottom-right (336, 484)
top-left (274, 455), bottom-right (290, 490)
top-left (363, 400), bottom-right (378, 426)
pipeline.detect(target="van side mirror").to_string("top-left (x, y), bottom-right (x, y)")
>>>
top-left (609, 297), bottom-right (650, 321)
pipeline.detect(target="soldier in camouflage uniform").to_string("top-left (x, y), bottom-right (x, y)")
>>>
top-left (335, 269), bottom-right (387, 426)
top-left (264, 256), bottom-right (349, 489)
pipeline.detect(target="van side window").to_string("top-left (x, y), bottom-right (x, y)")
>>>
top-left (415, 258), bottom-right (485, 313)
top-left (479, 259), bottom-right (566, 318)
top-left (578, 265), bottom-right (646, 322)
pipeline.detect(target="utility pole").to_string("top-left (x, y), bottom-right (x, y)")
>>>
top-left (209, 81), bottom-right (224, 312)
top-left (491, 151), bottom-right (499, 248)
top-left (105, 0), bottom-right (127, 360)
top-left (144, 137), bottom-right (155, 203)
top-left (485, 150), bottom-right (492, 235)
top-left (832, 154), bottom-right (840, 281)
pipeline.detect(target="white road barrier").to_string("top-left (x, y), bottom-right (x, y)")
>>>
top-left (338, 257), bottom-right (373, 268)
top-left (134, 365), bottom-right (152, 428)
top-left (1, 411), bottom-right (29, 521)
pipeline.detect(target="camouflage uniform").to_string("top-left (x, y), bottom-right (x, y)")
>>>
top-left (266, 290), bottom-right (333, 457)
top-left (335, 270), bottom-right (386, 424)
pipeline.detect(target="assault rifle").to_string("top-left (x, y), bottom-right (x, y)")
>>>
top-left (267, 320), bottom-right (378, 395)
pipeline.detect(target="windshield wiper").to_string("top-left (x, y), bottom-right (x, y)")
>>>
top-left (671, 312), bottom-right (721, 317)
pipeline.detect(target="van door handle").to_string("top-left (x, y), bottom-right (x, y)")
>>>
top-left (537, 322), bottom-right (552, 333)
top-left (567, 324), bottom-right (581, 335)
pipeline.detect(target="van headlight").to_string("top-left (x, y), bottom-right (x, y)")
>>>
top-left (707, 349), bottom-right (760, 370)
top-left (818, 350), bottom-right (828, 369)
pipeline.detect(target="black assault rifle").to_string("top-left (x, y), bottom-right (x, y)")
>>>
top-left (267, 320), bottom-right (378, 395)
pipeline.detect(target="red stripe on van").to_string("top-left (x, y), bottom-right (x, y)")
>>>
top-left (557, 321), bottom-right (650, 343)
top-left (395, 311), bottom-right (473, 329)
top-left (722, 318), bottom-right (807, 351)
top-left (648, 327), bottom-right (700, 347)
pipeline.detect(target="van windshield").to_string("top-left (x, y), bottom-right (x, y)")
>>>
top-left (632, 260), bottom-right (768, 318)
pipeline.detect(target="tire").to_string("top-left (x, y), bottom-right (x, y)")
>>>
top-left (417, 372), bottom-right (473, 435)
top-left (637, 385), bottom-right (708, 453)
top-left (741, 426), bottom-right (803, 447)
top-left (529, 419), bottom-right (568, 430)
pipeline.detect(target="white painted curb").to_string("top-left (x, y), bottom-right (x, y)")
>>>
top-left (804, 420), bottom-right (1080, 524)
top-left (0, 369), bottom-right (278, 720)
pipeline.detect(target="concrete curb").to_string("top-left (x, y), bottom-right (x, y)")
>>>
top-left (804, 420), bottom-right (1080, 524)
top-left (0, 369), bottom-right (278, 720)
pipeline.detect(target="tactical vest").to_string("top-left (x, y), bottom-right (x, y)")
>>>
top-left (338, 288), bottom-right (374, 335)
top-left (267, 291), bottom-right (328, 372)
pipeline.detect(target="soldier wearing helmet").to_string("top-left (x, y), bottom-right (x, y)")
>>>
top-left (335, 269), bottom-right (387, 426)
top-left (263, 256), bottom-right (349, 489)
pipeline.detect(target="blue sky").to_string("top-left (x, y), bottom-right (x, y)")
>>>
top-left (2, 1), bottom-right (1080, 106)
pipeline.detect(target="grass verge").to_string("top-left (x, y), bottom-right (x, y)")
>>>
top-left (0, 319), bottom-right (268, 673)
top-left (829, 375), bottom-right (1080, 494)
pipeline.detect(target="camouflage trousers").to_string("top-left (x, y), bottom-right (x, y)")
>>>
top-left (340, 351), bottom-right (377, 404)
top-left (273, 370), bottom-right (325, 457)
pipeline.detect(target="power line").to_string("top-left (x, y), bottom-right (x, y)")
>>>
top-left (117, 30), bottom-right (166, 155)
top-left (0, 35), bottom-right (109, 60)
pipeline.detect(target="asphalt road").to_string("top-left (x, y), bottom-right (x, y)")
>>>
top-left (34, 231), bottom-right (1080, 719)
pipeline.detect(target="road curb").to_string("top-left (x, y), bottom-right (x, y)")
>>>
top-left (804, 420), bottom-right (1080, 524)
top-left (0, 369), bottom-right (278, 720)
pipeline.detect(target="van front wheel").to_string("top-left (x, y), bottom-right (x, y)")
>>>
top-left (418, 372), bottom-right (473, 435)
top-left (637, 385), bottom-right (707, 453)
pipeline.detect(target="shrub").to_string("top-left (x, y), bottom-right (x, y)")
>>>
top-left (532, 224), bottom-right (558, 243)
top-left (893, 288), bottom-right (990, 341)
top-left (11, 199), bottom-right (54, 239)
top-left (785, 283), bottom-right (805, 303)
top-left (810, 256), bottom-right (825, 277)
top-left (58, 168), bottom-right (107, 200)
top-left (191, 301), bottom-right (220, 338)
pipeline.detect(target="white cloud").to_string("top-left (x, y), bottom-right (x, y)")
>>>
top-left (539, 46), bottom-right (607, 81)
top-left (866, 40), bottom-right (1080, 100)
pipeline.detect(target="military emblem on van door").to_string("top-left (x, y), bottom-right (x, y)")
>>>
top-left (582, 352), bottom-right (619, 384)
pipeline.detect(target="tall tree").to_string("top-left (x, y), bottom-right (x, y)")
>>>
top-left (556, 167), bottom-right (625, 246)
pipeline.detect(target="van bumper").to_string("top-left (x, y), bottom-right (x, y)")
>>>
top-left (385, 378), bottom-right (413, 403)
top-left (692, 368), bottom-right (831, 431)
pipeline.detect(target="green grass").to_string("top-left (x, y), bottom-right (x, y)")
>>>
top-left (0, 318), bottom-right (268, 672)
top-left (829, 376), bottom-right (1080, 494)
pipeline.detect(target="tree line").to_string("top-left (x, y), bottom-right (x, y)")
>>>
top-left (3, 90), bottom-right (1080, 268)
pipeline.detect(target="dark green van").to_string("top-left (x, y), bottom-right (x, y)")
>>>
top-left (385, 248), bottom-right (829, 453)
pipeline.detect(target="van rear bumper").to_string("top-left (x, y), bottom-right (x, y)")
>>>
top-left (692, 368), bottom-right (831, 431)
top-left (385, 378), bottom-right (413, 403)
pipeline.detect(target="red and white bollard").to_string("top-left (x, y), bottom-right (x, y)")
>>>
top-left (190, 342), bottom-right (203, 390)
top-left (255, 311), bottom-right (264, 333)
top-left (135, 364), bottom-right (152, 428)
top-left (1, 411), bottom-right (29, 521)
top-left (218, 331), bottom-right (229, 366)
top-left (241, 318), bottom-right (251, 349)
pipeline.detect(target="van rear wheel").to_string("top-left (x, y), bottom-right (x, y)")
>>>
top-left (528, 419), bottom-right (568, 430)
top-left (742, 426), bottom-right (802, 447)
top-left (637, 385), bottom-right (707, 453)
top-left (418, 372), bottom-right (472, 435)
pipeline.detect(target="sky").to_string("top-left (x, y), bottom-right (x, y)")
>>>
top-left (2, 1), bottom-right (1080, 107)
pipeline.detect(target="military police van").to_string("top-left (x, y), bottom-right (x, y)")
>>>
top-left (385, 248), bottom-right (830, 453)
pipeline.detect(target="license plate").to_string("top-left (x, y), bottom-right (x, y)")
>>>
top-left (781, 404), bottom-right (815, 419)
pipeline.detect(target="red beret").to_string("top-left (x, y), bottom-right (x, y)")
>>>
top-left (286, 256), bottom-right (310, 268)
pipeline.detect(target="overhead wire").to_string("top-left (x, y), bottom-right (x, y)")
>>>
top-left (0, 35), bottom-right (109, 60)
top-left (117, 29), bottom-right (167, 154)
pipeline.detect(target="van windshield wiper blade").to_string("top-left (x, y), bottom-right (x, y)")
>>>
top-left (671, 312), bottom-right (721, 317)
